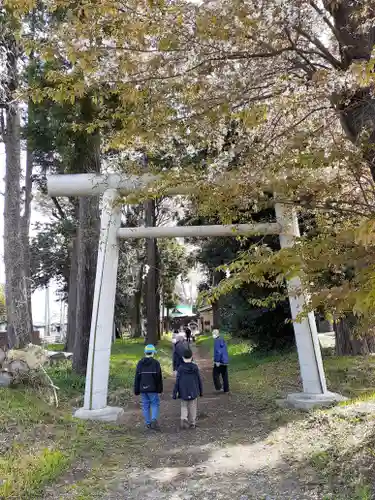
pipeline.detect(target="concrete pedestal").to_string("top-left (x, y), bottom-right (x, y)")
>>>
top-left (74, 406), bottom-right (124, 423)
top-left (280, 392), bottom-right (347, 411)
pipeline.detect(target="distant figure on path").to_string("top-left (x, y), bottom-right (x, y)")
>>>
top-left (173, 333), bottom-right (188, 375)
top-left (173, 347), bottom-right (203, 429)
top-left (212, 328), bottom-right (230, 393)
top-left (185, 325), bottom-right (192, 343)
top-left (134, 344), bottom-right (163, 431)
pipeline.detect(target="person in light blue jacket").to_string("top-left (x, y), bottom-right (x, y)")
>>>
top-left (212, 328), bottom-right (229, 393)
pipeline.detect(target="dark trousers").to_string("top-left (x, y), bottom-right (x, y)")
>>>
top-left (213, 364), bottom-right (229, 392)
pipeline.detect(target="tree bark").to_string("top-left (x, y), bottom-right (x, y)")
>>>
top-left (155, 245), bottom-right (161, 340)
top-left (21, 143), bottom-right (34, 336)
top-left (3, 100), bottom-right (32, 347)
top-left (334, 314), bottom-right (375, 356)
top-left (323, 2), bottom-right (375, 183)
top-left (71, 97), bottom-right (100, 374)
top-left (212, 270), bottom-right (222, 329)
top-left (144, 199), bottom-right (158, 345)
top-left (131, 265), bottom-right (143, 338)
top-left (321, 3), bottom-right (375, 354)
top-left (212, 301), bottom-right (221, 329)
top-left (72, 195), bottom-right (99, 374)
top-left (66, 235), bottom-right (78, 352)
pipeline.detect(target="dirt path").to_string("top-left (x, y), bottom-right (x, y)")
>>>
top-left (42, 344), bottom-right (375, 499)
top-left (100, 345), bottom-right (321, 500)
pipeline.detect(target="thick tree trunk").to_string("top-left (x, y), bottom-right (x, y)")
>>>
top-left (71, 97), bottom-right (100, 374)
top-left (155, 245), bottom-right (161, 340)
top-left (165, 307), bottom-right (170, 333)
top-left (212, 301), bottom-right (221, 329)
top-left (72, 195), bottom-right (99, 374)
top-left (323, 2), bottom-right (375, 182)
top-left (144, 199), bottom-right (158, 345)
top-left (66, 235), bottom-right (78, 352)
top-left (3, 32), bottom-right (32, 348)
top-left (4, 105), bottom-right (32, 348)
top-left (211, 270), bottom-right (222, 329)
top-left (21, 144), bottom-right (34, 335)
top-left (334, 314), bottom-right (375, 355)
top-left (131, 290), bottom-right (142, 338)
top-left (131, 265), bottom-right (143, 338)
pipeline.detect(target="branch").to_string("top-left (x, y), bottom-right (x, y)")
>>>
top-left (294, 25), bottom-right (344, 69)
top-left (308, 0), bottom-right (342, 44)
top-left (51, 197), bottom-right (67, 220)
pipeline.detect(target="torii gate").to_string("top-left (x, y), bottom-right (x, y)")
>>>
top-left (48, 174), bottom-right (344, 422)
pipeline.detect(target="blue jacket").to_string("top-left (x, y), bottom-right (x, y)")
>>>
top-left (173, 362), bottom-right (203, 401)
top-left (214, 337), bottom-right (229, 365)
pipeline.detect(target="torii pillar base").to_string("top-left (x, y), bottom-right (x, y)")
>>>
top-left (74, 406), bottom-right (124, 423)
top-left (278, 391), bottom-right (347, 411)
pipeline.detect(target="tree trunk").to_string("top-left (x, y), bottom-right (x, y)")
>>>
top-left (334, 314), bottom-right (374, 356)
top-left (131, 265), bottom-right (143, 338)
top-left (212, 301), bottom-right (221, 329)
top-left (323, 3), bottom-right (375, 182)
top-left (66, 235), bottom-right (78, 352)
top-left (144, 199), bottom-right (158, 345)
top-left (21, 143), bottom-right (34, 336)
top-left (4, 105), bottom-right (32, 348)
top-left (165, 307), bottom-right (170, 333)
top-left (155, 245), bottom-right (161, 340)
top-left (72, 194), bottom-right (100, 374)
top-left (211, 270), bottom-right (221, 329)
top-left (71, 97), bottom-right (100, 374)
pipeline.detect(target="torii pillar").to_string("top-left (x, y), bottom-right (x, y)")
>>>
top-left (48, 174), bottom-right (345, 422)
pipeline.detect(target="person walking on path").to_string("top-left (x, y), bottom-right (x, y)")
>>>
top-left (173, 332), bottom-right (189, 375)
top-left (185, 325), bottom-right (192, 343)
top-left (134, 344), bottom-right (163, 430)
top-left (173, 347), bottom-right (203, 429)
top-left (212, 329), bottom-right (230, 393)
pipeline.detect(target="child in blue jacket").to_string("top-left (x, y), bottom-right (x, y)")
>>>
top-left (212, 329), bottom-right (229, 393)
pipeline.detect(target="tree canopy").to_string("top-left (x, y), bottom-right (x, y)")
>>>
top-left (8, 0), bottom-right (375, 336)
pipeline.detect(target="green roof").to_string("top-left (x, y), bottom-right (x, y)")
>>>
top-left (169, 304), bottom-right (195, 318)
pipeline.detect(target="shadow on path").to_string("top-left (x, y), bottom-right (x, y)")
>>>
top-left (107, 344), bottom-right (321, 500)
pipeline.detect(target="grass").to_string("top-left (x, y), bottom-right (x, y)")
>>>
top-left (197, 333), bottom-right (375, 403)
top-left (4, 334), bottom-right (375, 498)
top-left (0, 337), bottom-right (172, 499)
top-left (197, 333), bottom-right (375, 499)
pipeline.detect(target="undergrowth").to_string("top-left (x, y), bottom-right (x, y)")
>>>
top-left (0, 338), bottom-right (172, 499)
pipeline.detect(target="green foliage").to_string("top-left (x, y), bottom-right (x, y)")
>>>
top-left (10, 1), bottom-right (375, 341)
top-left (30, 218), bottom-right (74, 295)
top-left (158, 238), bottom-right (190, 310)
top-left (220, 289), bottom-right (295, 352)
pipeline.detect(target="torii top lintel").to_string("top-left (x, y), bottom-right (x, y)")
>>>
top-left (47, 173), bottom-right (159, 198)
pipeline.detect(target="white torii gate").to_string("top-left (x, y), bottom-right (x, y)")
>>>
top-left (48, 174), bottom-right (344, 421)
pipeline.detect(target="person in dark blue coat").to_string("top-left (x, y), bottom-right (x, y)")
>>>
top-left (173, 333), bottom-right (188, 374)
top-left (212, 328), bottom-right (230, 393)
top-left (173, 348), bottom-right (203, 429)
top-left (134, 344), bottom-right (163, 430)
